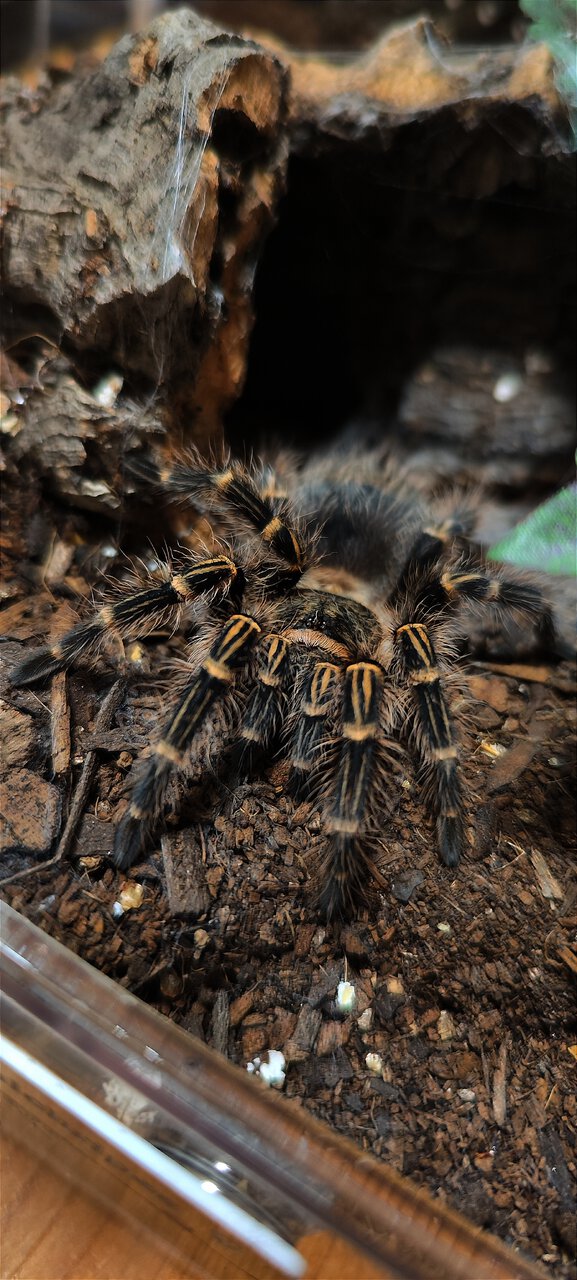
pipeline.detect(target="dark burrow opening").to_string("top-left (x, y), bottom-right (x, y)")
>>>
top-left (226, 115), bottom-right (576, 491)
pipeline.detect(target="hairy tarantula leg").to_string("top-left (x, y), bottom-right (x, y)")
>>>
top-left (235, 633), bottom-right (290, 771)
top-left (289, 662), bottom-right (340, 799)
top-left (112, 614), bottom-right (261, 869)
top-left (11, 556), bottom-right (239, 686)
top-left (151, 455), bottom-right (309, 586)
top-left (321, 662), bottom-right (383, 919)
top-left (394, 622), bottom-right (464, 869)
top-left (392, 514), bottom-right (476, 601)
top-left (439, 569), bottom-right (557, 649)
top-left (406, 566), bottom-right (556, 648)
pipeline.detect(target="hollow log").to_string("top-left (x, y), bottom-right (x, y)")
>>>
top-left (2, 10), bottom-right (574, 503)
top-left (2, 8), bottom-right (288, 443)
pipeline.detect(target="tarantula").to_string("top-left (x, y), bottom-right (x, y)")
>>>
top-left (11, 447), bottom-right (555, 916)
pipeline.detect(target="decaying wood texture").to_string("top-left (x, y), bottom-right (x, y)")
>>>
top-left (2, 9), bottom-right (289, 443)
top-left (4, 357), bottom-right (165, 513)
top-left (279, 19), bottom-right (569, 128)
top-left (1, 13), bottom-right (576, 1278)
top-left (3, 12), bottom-right (574, 477)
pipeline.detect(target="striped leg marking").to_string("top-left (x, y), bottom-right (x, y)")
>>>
top-left (112, 614), bottom-right (261, 868)
top-left (407, 566), bottom-right (553, 632)
top-left (159, 457), bottom-right (308, 588)
top-left (10, 556), bottom-right (238, 686)
top-left (237, 633), bottom-right (290, 764)
top-left (441, 569), bottom-right (556, 648)
top-left (395, 622), bottom-right (463, 867)
top-left (322, 662), bottom-right (383, 917)
top-left (289, 662), bottom-right (340, 798)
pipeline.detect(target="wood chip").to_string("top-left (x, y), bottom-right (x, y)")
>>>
top-left (0, 768), bottom-right (61, 853)
top-left (284, 1003), bottom-right (322, 1063)
top-left (83, 728), bottom-right (147, 752)
top-left (530, 849), bottom-right (564, 901)
top-left (55, 679), bottom-right (125, 863)
top-left (209, 990), bottom-right (229, 1055)
top-left (558, 945), bottom-right (577, 974)
top-left (0, 595), bottom-right (54, 640)
top-left (467, 673), bottom-right (511, 713)
top-left (438, 1010), bottom-right (456, 1041)
top-left (473, 661), bottom-right (576, 694)
top-left (50, 670), bottom-right (71, 775)
top-left (473, 662), bottom-right (553, 684)
top-left (492, 1038), bottom-right (508, 1127)
top-left (0, 699), bottom-right (34, 768)
top-left (161, 827), bottom-right (211, 917)
top-left (42, 538), bottom-right (74, 587)
top-left (229, 990), bottom-right (256, 1027)
top-left (316, 1019), bottom-right (350, 1057)
top-left (72, 814), bottom-right (114, 857)
top-left (486, 736), bottom-right (540, 793)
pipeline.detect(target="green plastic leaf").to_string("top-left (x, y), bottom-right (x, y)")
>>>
top-left (519, 0), bottom-right (577, 138)
top-left (488, 483), bottom-right (577, 575)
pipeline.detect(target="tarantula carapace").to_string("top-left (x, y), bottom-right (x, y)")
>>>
top-left (11, 448), bottom-right (555, 916)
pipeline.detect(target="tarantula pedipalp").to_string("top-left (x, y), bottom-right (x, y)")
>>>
top-left (11, 449), bottom-right (555, 917)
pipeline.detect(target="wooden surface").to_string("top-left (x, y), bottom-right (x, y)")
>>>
top-left (1, 1129), bottom-right (391, 1280)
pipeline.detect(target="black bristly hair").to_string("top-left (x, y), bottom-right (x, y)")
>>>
top-left (10, 447), bottom-right (559, 918)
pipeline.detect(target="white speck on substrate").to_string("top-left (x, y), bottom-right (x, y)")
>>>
top-left (365, 1052), bottom-right (383, 1075)
top-left (357, 1007), bottom-right (373, 1032)
top-left (118, 881), bottom-right (144, 911)
top-left (111, 901), bottom-right (125, 919)
top-left (258, 1051), bottom-right (286, 1089)
top-left (247, 1051), bottom-right (286, 1089)
top-left (493, 372), bottom-right (523, 403)
top-left (336, 981), bottom-right (356, 1014)
top-left (92, 373), bottom-right (123, 407)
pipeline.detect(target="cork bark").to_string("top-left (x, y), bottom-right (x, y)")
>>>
top-left (2, 9), bottom-right (288, 444)
top-left (2, 12), bottom-right (573, 503)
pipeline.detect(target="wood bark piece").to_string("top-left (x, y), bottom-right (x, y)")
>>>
top-left (161, 827), bottom-right (211, 917)
top-left (2, 9), bottom-right (288, 440)
top-left (8, 356), bottom-right (164, 512)
top-left (0, 768), bottom-right (61, 854)
top-left (50, 671), bottom-right (71, 776)
top-left (0, 700), bottom-right (35, 770)
top-left (397, 346), bottom-right (575, 490)
top-left (280, 20), bottom-right (569, 135)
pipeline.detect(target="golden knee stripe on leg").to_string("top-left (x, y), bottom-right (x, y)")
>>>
top-left (18, 442), bottom-right (552, 904)
top-left (259, 634), bottom-right (289, 684)
top-left (395, 623), bottom-right (436, 670)
top-left (310, 663), bottom-right (339, 705)
top-left (237, 633), bottom-right (290, 756)
top-left (289, 661), bottom-right (341, 798)
top-left (394, 619), bottom-right (465, 866)
top-left (343, 662), bottom-right (382, 733)
top-left (10, 557), bottom-right (243, 688)
top-left (323, 660), bottom-right (385, 912)
top-left (213, 615), bottom-right (261, 667)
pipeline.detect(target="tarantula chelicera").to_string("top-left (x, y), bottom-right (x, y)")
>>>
top-left (12, 448), bottom-right (555, 916)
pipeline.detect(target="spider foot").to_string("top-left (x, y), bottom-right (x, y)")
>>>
top-left (437, 814), bottom-right (463, 869)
